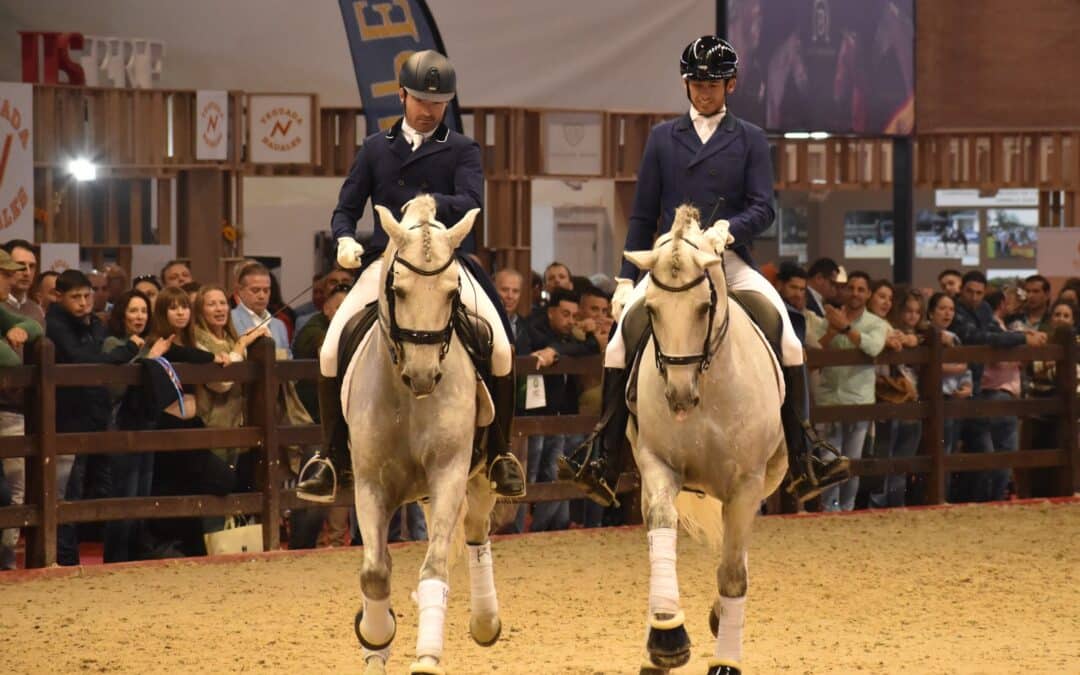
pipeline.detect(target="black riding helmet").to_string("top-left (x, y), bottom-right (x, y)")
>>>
top-left (680, 35), bottom-right (738, 81)
top-left (399, 50), bottom-right (456, 103)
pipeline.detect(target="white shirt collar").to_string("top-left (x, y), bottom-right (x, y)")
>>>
top-left (4, 294), bottom-right (18, 310)
top-left (401, 119), bottom-right (435, 147)
top-left (689, 105), bottom-right (726, 144)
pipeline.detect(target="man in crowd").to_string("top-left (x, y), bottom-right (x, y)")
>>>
top-left (1009, 274), bottom-right (1052, 332)
top-left (775, 261), bottom-right (808, 313)
top-left (231, 262), bottom-right (291, 357)
top-left (950, 270), bottom-right (1046, 502)
top-left (526, 288), bottom-right (598, 531)
top-left (2, 240), bottom-right (45, 326)
top-left (805, 257), bottom-right (839, 317)
top-left (161, 260), bottom-right (194, 288)
top-left (88, 269), bottom-right (110, 315)
top-left (0, 249), bottom-right (44, 570)
top-left (494, 268), bottom-right (531, 356)
top-left (575, 285), bottom-right (613, 352)
top-left (35, 270), bottom-right (59, 312)
top-left (938, 269), bottom-right (963, 297)
top-left (807, 271), bottom-right (889, 511)
top-left (104, 264), bottom-right (129, 310)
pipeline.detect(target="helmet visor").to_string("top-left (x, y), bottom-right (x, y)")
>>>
top-left (403, 86), bottom-right (455, 103)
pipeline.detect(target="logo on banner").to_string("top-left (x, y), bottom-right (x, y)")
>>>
top-left (201, 100), bottom-right (224, 149)
top-left (563, 124), bottom-right (585, 147)
top-left (0, 96), bottom-right (31, 232)
top-left (259, 107), bottom-right (304, 153)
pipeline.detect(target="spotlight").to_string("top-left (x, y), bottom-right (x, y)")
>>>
top-left (783, 132), bottom-right (810, 140)
top-left (67, 158), bottom-right (97, 181)
top-left (809, 131), bottom-right (831, 140)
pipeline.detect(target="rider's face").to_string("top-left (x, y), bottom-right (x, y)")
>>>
top-left (399, 90), bottom-right (448, 134)
top-left (687, 78), bottom-right (736, 116)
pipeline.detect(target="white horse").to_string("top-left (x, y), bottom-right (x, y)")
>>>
top-left (622, 206), bottom-right (787, 675)
top-left (344, 196), bottom-right (502, 674)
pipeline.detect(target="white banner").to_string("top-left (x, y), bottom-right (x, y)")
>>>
top-left (935, 189), bottom-right (1038, 208)
top-left (248, 94), bottom-right (314, 164)
top-left (1036, 228), bottom-right (1080, 279)
top-left (542, 111), bottom-right (603, 176)
top-left (0, 82), bottom-right (34, 242)
top-left (196, 90), bottom-right (228, 160)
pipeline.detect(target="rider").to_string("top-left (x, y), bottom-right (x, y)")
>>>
top-left (560, 36), bottom-right (850, 507)
top-left (297, 50), bottom-right (526, 502)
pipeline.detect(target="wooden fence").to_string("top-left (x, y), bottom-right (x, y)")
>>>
top-left (0, 328), bottom-right (1076, 568)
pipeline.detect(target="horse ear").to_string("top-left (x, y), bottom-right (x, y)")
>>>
top-left (375, 204), bottom-right (407, 247)
top-left (624, 249), bottom-right (659, 271)
top-left (446, 208), bottom-right (480, 249)
top-left (692, 248), bottom-right (723, 269)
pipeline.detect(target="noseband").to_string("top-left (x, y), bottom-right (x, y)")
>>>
top-left (646, 239), bottom-right (730, 374)
top-left (382, 247), bottom-right (460, 365)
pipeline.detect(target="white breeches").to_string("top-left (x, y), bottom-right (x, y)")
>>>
top-left (320, 259), bottom-right (512, 378)
top-left (605, 250), bottom-right (803, 369)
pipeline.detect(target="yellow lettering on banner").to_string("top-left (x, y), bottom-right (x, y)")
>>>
top-left (354, 0), bottom-right (419, 41)
top-left (371, 50), bottom-right (415, 98)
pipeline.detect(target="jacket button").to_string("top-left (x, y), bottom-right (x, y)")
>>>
top-left (398, 179), bottom-right (405, 186)
top-left (709, 169), bottom-right (717, 176)
top-left (421, 182), bottom-right (428, 189)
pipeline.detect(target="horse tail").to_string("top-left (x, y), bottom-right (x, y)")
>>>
top-left (675, 492), bottom-right (725, 551)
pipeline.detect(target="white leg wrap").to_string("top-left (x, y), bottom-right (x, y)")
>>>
top-left (360, 593), bottom-right (395, 645)
top-left (647, 528), bottom-right (680, 616)
top-left (415, 578), bottom-right (450, 660)
top-left (467, 542), bottom-right (499, 617)
top-left (713, 595), bottom-right (746, 664)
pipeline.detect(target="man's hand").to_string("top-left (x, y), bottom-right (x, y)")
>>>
top-left (239, 325), bottom-right (271, 348)
top-left (531, 347), bottom-right (558, 368)
top-left (577, 317), bottom-right (597, 335)
top-left (824, 304), bottom-right (848, 332)
top-left (336, 236), bottom-right (365, 269)
top-left (1025, 331), bottom-right (1048, 347)
top-left (5, 326), bottom-right (28, 349)
top-left (954, 382), bottom-right (973, 399)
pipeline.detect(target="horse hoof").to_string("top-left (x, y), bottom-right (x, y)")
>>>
top-left (408, 662), bottom-right (446, 675)
top-left (646, 617), bottom-right (691, 669)
top-left (363, 655), bottom-right (388, 675)
top-left (706, 658), bottom-right (742, 675)
top-left (355, 607), bottom-right (396, 651)
top-left (469, 614), bottom-right (502, 647)
top-left (639, 666), bottom-right (669, 675)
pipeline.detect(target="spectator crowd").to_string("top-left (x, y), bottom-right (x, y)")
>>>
top-left (1, 239), bottom-right (1077, 569)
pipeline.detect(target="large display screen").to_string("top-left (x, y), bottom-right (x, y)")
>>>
top-left (727, 0), bottom-right (914, 135)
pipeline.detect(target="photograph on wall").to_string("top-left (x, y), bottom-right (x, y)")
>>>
top-left (915, 209), bottom-right (979, 262)
top-left (987, 269), bottom-right (1038, 289)
top-left (727, 0), bottom-right (914, 134)
top-left (778, 206), bottom-right (809, 261)
top-left (985, 209), bottom-right (1038, 260)
top-left (843, 210), bottom-right (892, 259)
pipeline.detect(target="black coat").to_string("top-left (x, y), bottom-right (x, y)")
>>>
top-left (948, 300), bottom-right (1025, 395)
top-left (526, 320), bottom-right (599, 416)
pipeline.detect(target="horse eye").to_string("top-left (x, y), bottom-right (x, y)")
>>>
top-left (447, 289), bottom-right (457, 300)
top-left (697, 304), bottom-right (710, 317)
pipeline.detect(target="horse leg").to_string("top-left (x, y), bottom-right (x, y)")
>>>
top-left (353, 483), bottom-right (396, 671)
top-left (639, 454), bottom-right (691, 670)
top-left (411, 466), bottom-right (469, 675)
top-left (706, 481), bottom-right (761, 675)
top-left (463, 471), bottom-right (502, 647)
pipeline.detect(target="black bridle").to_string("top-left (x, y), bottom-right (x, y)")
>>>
top-left (382, 247), bottom-right (460, 365)
top-left (646, 239), bottom-right (730, 374)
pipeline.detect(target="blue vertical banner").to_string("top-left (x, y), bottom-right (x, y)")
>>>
top-left (338, 0), bottom-right (462, 135)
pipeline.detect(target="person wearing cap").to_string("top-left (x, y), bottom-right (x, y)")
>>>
top-left (561, 36), bottom-right (849, 507)
top-left (299, 50), bottom-right (525, 502)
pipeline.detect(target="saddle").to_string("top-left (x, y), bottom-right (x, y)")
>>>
top-left (623, 289), bottom-right (784, 414)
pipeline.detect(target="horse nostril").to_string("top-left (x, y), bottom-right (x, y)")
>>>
top-left (434, 372), bottom-right (443, 384)
top-left (401, 373), bottom-right (412, 387)
top-left (692, 395), bottom-right (700, 407)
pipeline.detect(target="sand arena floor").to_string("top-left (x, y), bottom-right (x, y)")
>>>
top-left (2, 501), bottom-right (1078, 674)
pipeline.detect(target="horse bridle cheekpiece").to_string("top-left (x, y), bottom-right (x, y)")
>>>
top-left (647, 239), bottom-right (729, 374)
top-left (383, 237), bottom-right (460, 365)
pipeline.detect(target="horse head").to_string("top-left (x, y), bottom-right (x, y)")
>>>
top-left (375, 195), bottom-right (479, 397)
top-left (624, 205), bottom-right (726, 419)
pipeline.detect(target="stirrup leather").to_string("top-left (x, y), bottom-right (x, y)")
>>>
top-left (296, 455), bottom-right (337, 504)
top-left (556, 450), bottom-right (619, 509)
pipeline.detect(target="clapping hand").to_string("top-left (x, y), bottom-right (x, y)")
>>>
top-left (824, 305), bottom-right (848, 332)
top-left (148, 335), bottom-right (175, 359)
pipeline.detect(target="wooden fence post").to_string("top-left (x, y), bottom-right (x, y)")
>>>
top-left (247, 337), bottom-right (281, 551)
top-left (919, 327), bottom-right (946, 504)
top-left (25, 339), bottom-right (57, 568)
top-left (1053, 326), bottom-right (1078, 495)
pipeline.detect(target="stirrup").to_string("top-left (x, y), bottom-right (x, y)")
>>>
top-left (784, 455), bottom-right (851, 504)
top-left (296, 455), bottom-right (337, 504)
top-left (487, 453), bottom-right (526, 499)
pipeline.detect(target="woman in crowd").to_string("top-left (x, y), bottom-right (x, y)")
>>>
top-left (870, 287), bottom-right (924, 507)
top-left (928, 291), bottom-right (971, 502)
top-left (133, 274), bottom-right (161, 309)
top-left (978, 290), bottom-right (1023, 502)
top-left (193, 284), bottom-right (269, 503)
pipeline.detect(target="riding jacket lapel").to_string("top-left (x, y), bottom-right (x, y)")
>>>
top-left (402, 123), bottom-right (451, 168)
top-left (384, 119), bottom-right (412, 163)
top-left (671, 114), bottom-right (702, 156)
top-left (688, 113), bottom-right (738, 168)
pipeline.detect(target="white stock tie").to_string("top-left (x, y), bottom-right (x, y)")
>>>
top-left (411, 133), bottom-right (423, 152)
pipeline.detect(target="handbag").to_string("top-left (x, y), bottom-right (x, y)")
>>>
top-left (203, 516), bottom-right (265, 555)
top-left (876, 368), bottom-right (917, 404)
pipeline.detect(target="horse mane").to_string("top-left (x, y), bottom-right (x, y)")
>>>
top-left (669, 205), bottom-right (702, 278)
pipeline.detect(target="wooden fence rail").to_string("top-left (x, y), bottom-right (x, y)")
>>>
top-left (1, 326), bottom-right (1076, 568)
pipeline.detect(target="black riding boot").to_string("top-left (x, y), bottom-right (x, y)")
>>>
top-left (296, 376), bottom-right (353, 503)
top-left (558, 367), bottom-right (629, 508)
top-left (485, 374), bottom-right (526, 498)
top-left (781, 364), bottom-right (851, 503)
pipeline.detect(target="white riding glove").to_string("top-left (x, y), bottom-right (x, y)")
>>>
top-left (336, 236), bottom-right (364, 269)
top-left (611, 277), bottom-right (636, 319)
top-left (705, 219), bottom-right (734, 254)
